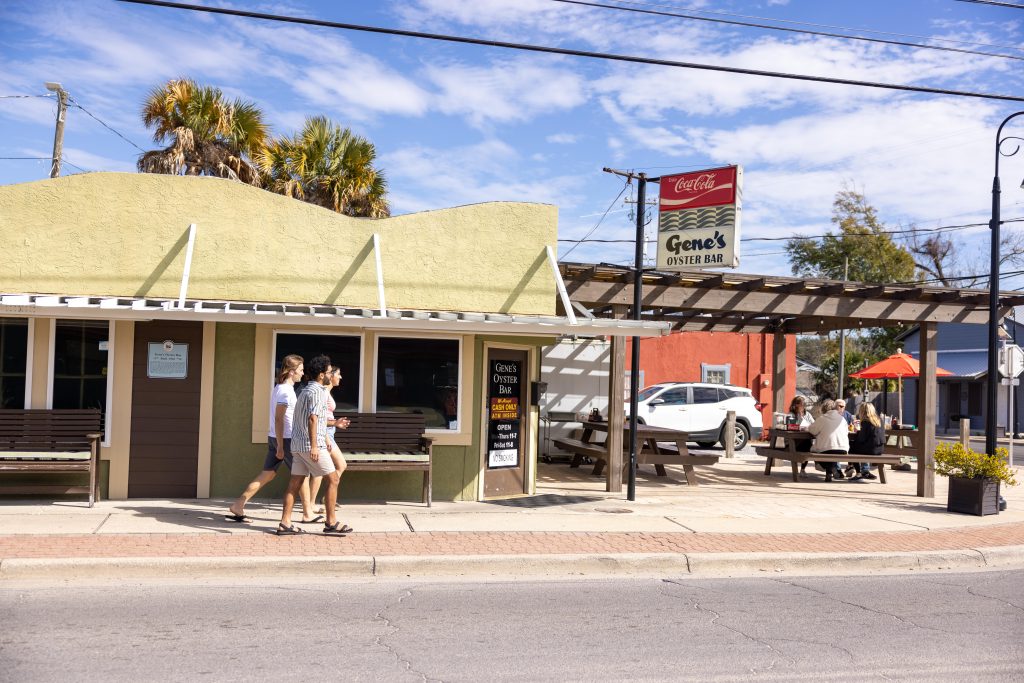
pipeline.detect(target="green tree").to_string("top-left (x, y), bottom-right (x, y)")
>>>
top-left (785, 189), bottom-right (916, 283)
top-left (137, 78), bottom-right (267, 185)
top-left (258, 115), bottom-right (390, 218)
top-left (788, 189), bottom-right (917, 397)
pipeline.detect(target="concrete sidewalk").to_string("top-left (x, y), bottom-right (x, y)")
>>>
top-left (1, 453), bottom-right (1022, 580)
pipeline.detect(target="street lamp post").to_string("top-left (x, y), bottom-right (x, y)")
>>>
top-left (987, 112), bottom-right (1024, 458)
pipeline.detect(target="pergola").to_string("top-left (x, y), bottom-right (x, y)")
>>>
top-left (558, 262), bottom-right (1024, 498)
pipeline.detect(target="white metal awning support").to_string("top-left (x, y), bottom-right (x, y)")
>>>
top-left (0, 293), bottom-right (672, 338)
top-left (546, 245), bottom-right (577, 325)
top-left (177, 223), bottom-right (197, 310)
top-left (372, 233), bottom-right (387, 319)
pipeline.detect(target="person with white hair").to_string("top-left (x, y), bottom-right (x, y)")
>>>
top-left (808, 398), bottom-right (849, 482)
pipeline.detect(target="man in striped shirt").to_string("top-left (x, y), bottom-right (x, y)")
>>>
top-left (277, 354), bottom-right (349, 536)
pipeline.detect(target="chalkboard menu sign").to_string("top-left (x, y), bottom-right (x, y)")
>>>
top-left (487, 358), bottom-right (521, 469)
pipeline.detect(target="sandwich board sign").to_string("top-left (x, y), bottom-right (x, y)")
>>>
top-left (657, 165), bottom-right (742, 270)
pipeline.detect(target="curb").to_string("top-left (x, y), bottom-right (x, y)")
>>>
top-left (2, 545), bottom-right (1023, 581)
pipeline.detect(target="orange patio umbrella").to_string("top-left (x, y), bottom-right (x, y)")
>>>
top-left (849, 349), bottom-right (952, 425)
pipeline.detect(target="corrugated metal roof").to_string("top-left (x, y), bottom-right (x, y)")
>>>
top-left (0, 293), bottom-right (672, 338)
top-left (909, 350), bottom-right (988, 379)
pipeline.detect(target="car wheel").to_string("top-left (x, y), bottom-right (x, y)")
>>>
top-left (696, 441), bottom-right (717, 448)
top-left (720, 422), bottom-right (749, 450)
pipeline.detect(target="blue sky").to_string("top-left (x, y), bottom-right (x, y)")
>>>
top-left (3, 0), bottom-right (1024, 285)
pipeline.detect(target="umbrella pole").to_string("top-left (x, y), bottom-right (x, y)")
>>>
top-left (898, 377), bottom-right (903, 426)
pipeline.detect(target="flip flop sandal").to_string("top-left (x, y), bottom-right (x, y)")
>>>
top-left (224, 514), bottom-right (251, 523)
top-left (299, 515), bottom-right (325, 524)
top-left (276, 524), bottom-right (306, 536)
top-left (323, 522), bottom-right (352, 535)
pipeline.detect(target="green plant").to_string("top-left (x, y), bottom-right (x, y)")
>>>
top-left (931, 443), bottom-right (1019, 486)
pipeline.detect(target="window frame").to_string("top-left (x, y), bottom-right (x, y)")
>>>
top-left (372, 333), bottom-right (464, 434)
top-left (0, 317), bottom-right (30, 410)
top-left (271, 328), bottom-right (365, 412)
top-left (701, 363), bottom-right (731, 385)
top-left (46, 319), bottom-right (114, 447)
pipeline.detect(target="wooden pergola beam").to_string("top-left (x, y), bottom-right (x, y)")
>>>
top-left (569, 280), bottom-right (993, 326)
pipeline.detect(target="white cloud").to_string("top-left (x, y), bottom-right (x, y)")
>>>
top-left (382, 138), bottom-right (584, 213)
top-left (424, 58), bottom-right (587, 127)
top-left (546, 133), bottom-right (579, 144)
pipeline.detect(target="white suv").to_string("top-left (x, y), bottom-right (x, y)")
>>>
top-left (630, 382), bottom-right (764, 450)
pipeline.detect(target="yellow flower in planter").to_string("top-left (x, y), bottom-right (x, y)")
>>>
top-left (931, 443), bottom-right (1018, 487)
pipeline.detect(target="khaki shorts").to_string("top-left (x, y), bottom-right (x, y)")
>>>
top-left (290, 449), bottom-right (336, 477)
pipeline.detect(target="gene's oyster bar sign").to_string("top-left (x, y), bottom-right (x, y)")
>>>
top-left (657, 165), bottom-right (742, 269)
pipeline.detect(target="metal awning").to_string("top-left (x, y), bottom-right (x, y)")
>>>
top-left (0, 293), bottom-right (672, 338)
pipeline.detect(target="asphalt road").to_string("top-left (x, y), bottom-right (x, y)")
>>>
top-left (2, 570), bottom-right (1023, 682)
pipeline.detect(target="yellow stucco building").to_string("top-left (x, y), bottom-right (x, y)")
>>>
top-left (0, 173), bottom-right (665, 502)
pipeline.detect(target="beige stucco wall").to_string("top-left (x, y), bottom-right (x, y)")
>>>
top-left (0, 173), bottom-right (558, 315)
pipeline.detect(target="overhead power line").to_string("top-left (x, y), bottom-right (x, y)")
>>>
top-left (955, 0), bottom-right (1024, 8)
top-left (67, 96), bottom-right (146, 153)
top-left (0, 94), bottom-right (55, 99)
top-left (630, 0), bottom-right (1024, 52)
top-left (116, 0), bottom-right (1024, 103)
top-left (550, 0), bottom-right (1024, 62)
top-left (557, 217), bottom-right (1024, 246)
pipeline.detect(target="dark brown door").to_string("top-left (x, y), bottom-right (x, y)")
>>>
top-left (127, 321), bottom-right (203, 498)
top-left (483, 348), bottom-right (528, 498)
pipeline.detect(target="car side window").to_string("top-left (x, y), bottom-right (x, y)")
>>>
top-left (658, 388), bottom-right (689, 405)
top-left (692, 387), bottom-right (720, 404)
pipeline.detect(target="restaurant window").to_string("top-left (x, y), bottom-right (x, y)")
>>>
top-left (0, 318), bottom-right (29, 409)
top-left (52, 321), bottom-right (110, 432)
top-left (376, 337), bottom-right (460, 430)
top-left (274, 333), bottom-right (361, 411)
top-left (701, 363), bottom-right (730, 385)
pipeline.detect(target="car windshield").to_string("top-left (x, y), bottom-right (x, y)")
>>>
top-left (637, 386), bottom-right (665, 402)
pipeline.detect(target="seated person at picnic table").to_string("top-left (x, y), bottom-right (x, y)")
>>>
top-left (787, 396), bottom-right (814, 472)
top-left (846, 402), bottom-right (884, 481)
top-left (807, 398), bottom-right (849, 482)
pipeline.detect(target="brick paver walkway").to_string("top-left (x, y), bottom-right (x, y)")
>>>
top-left (2, 522), bottom-right (1023, 559)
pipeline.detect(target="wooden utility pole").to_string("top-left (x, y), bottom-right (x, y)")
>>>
top-left (46, 82), bottom-right (68, 178)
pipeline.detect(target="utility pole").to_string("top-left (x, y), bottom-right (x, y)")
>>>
top-left (45, 81), bottom-right (68, 179)
top-left (603, 167), bottom-right (658, 502)
top-left (837, 256), bottom-right (848, 402)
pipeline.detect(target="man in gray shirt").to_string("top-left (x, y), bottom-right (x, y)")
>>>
top-left (277, 354), bottom-right (349, 536)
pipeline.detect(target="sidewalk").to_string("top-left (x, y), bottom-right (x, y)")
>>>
top-left (1, 453), bottom-right (1022, 580)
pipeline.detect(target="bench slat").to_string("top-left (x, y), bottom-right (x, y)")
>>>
top-left (0, 409), bottom-right (101, 506)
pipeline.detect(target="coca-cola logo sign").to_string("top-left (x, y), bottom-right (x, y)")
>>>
top-left (659, 166), bottom-right (737, 212)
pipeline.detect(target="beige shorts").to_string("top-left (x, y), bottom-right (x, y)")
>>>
top-left (290, 449), bottom-right (336, 477)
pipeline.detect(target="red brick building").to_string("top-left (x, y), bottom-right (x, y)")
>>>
top-left (627, 331), bottom-right (797, 436)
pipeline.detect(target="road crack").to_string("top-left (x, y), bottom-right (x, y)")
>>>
top-left (374, 588), bottom-right (445, 683)
top-left (662, 579), bottom-right (787, 673)
top-left (772, 579), bottom-right (951, 634)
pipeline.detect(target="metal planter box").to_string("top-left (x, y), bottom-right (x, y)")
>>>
top-left (947, 476), bottom-right (1000, 516)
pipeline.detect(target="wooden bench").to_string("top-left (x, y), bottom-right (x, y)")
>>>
top-left (754, 447), bottom-right (904, 483)
top-left (0, 409), bottom-right (103, 507)
top-left (334, 413), bottom-right (433, 506)
top-left (553, 437), bottom-right (719, 486)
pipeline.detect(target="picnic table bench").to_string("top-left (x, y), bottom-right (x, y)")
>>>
top-left (755, 428), bottom-right (905, 483)
top-left (553, 420), bottom-right (719, 486)
top-left (334, 412), bottom-right (433, 506)
top-left (0, 409), bottom-right (103, 506)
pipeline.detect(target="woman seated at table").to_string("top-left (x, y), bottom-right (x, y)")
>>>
top-left (807, 398), bottom-right (849, 482)
top-left (787, 395), bottom-right (814, 472)
top-left (847, 402), bottom-right (884, 481)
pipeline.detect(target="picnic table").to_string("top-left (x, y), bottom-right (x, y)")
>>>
top-left (553, 420), bottom-right (718, 486)
top-left (755, 428), bottom-right (904, 483)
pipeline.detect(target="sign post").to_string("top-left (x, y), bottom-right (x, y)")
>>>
top-left (998, 343), bottom-right (1023, 467)
top-left (656, 165), bottom-right (742, 270)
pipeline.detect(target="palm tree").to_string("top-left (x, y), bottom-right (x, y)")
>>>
top-left (138, 78), bottom-right (268, 185)
top-left (258, 115), bottom-right (390, 218)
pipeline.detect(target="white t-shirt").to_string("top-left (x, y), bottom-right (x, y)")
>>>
top-left (268, 383), bottom-right (297, 439)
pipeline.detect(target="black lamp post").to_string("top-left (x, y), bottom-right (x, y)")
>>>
top-left (987, 112), bottom-right (1024, 457)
